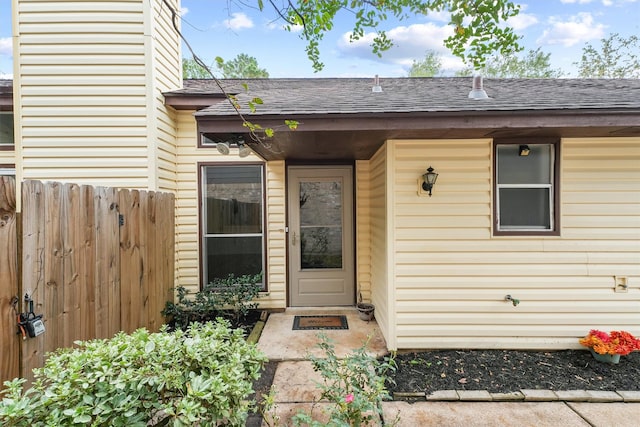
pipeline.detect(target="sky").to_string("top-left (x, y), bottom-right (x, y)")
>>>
top-left (0, 0), bottom-right (639, 79)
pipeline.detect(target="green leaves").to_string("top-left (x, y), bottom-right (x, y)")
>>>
top-left (0, 322), bottom-right (267, 426)
top-left (575, 33), bottom-right (640, 78)
top-left (163, 273), bottom-right (263, 329)
top-left (283, 0), bottom-right (522, 71)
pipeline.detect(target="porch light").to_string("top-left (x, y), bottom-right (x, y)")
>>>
top-left (519, 145), bottom-right (530, 156)
top-left (238, 142), bottom-right (252, 158)
top-left (422, 166), bottom-right (438, 196)
top-left (216, 141), bottom-right (230, 155)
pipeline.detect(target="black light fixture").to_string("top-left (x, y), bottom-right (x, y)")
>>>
top-left (519, 145), bottom-right (531, 156)
top-left (422, 166), bottom-right (438, 196)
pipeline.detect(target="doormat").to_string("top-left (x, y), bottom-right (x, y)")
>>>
top-left (292, 315), bottom-right (348, 330)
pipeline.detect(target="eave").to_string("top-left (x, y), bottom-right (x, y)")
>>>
top-left (196, 109), bottom-right (640, 161)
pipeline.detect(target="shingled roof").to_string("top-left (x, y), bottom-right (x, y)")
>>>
top-left (168, 77), bottom-right (640, 116)
top-left (178, 77), bottom-right (640, 160)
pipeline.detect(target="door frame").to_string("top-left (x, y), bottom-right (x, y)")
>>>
top-left (286, 164), bottom-right (356, 307)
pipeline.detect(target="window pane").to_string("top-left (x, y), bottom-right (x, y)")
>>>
top-left (0, 113), bottom-right (14, 146)
top-left (499, 188), bottom-right (550, 229)
top-left (205, 236), bottom-right (263, 284)
top-left (204, 166), bottom-right (262, 234)
top-left (497, 144), bottom-right (551, 184)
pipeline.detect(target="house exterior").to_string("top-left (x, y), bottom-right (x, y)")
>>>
top-left (3, 0), bottom-right (639, 351)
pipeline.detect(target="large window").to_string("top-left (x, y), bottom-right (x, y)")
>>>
top-left (494, 140), bottom-right (559, 235)
top-left (201, 164), bottom-right (265, 288)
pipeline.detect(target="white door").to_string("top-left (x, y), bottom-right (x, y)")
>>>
top-left (288, 166), bottom-right (354, 306)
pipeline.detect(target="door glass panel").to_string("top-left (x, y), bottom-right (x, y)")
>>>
top-left (299, 180), bottom-right (343, 269)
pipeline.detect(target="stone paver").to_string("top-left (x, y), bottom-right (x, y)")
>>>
top-left (270, 361), bottom-right (324, 403)
top-left (457, 390), bottom-right (492, 401)
top-left (382, 401), bottom-right (591, 427)
top-left (491, 391), bottom-right (525, 401)
top-left (586, 390), bottom-right (624, 402)
top-left (554, 390), bottom-right (590, 401)
top-left (617, 391), bottom-right (640, 402)
top-left (426, 390), bottom-right (459, 401)
top-left (567, 402), bottom-right (640, 427)
top-left (522, 389), bottom-right (559, 401)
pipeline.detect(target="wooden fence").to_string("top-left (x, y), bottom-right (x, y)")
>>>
top-left (1, 178), bottom-right (175, 386)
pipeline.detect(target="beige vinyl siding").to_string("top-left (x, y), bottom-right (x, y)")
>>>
top-left (367, 144), bottom-right (393, 348)
top-left (355, 160), bottom-right (371, 302)
top-left (173, 110), bottom-right (286, 308)
top-left (14, 0), bottom-right (180, 190)
top-left (0, 150), bottom-right (14, 166)
top-left (389, 138), bottom-right (640, 350)
top-left (264, 161), bottom-right (287, 308)
top-left (149, 0), bottom-right (180, 192)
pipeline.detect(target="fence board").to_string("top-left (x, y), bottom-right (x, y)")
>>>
top-left (1, 180), bottom-right (175, 387)
top-left (79, 185), bottom-right (96, 342)
top-left (146, 191), bottom-right (158, 332)
top-left (20, 180), bottom-right (46, 385)
top-left (95, 186), bottom-right (120, 338)
top-left (0, 176), bottom-right (19, 386)
top-left (44, 182), bottom-right (64, 356)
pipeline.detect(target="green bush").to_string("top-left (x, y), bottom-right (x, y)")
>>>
top-left (163, 273), bottom-right (263, 329)
top-left (0, 320), bottom-right (267, 426)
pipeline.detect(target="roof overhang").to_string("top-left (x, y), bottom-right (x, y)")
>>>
top-left (196, 109), bottom-right (640, 161)
top-left (0, 93), bottom-right (12, 111)
top-left (163, 93), bottom-right (227, 110)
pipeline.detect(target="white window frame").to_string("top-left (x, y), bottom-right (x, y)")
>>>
top-left (0, 167), bottom-right (15, 176)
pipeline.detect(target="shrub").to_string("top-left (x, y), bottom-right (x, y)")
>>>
top-left (163, 273), bottom-right (263, 329)
top-left (276, 334), bottom-right (397, 426)
top-left (0, 320), bottom-right (267, 426)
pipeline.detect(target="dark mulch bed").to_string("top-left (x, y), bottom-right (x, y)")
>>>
top-left (387, 349), bottom-right (640, 395)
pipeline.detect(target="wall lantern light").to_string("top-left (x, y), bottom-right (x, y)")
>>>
top-left (519, 145), bottom-right (531, 156)
top-left (422, 166), bottom-right (438, 196)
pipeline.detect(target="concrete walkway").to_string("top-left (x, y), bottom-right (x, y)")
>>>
top-left (257, 309), bottom-right (640, 426)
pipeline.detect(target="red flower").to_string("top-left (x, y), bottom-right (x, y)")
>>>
top-left (580, 330), bottom-right (640, 355)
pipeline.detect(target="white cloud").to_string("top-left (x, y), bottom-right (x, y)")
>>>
top-left (0, 38), bottom-right (12, 56)
top-left (337, 23), bottom-right (451, 62)
top-left (601, 0), bottom-right (613, 5)
top-left (424, 11), bottom-right (450, 22)
top-left (560, 0), bottom-right (595, 4)
top-left (508, 12), bottom-right (539, 30)
top-left (0, 73), bottom-right (13, 79)
top-left (223, 12), bottom-right (254, 30)
top-left (536, 12), bottom-right (605, 47)
top-left (179, 7), bottom-right (189, 16)
top-left (335, 23), bottom-right (471, 74)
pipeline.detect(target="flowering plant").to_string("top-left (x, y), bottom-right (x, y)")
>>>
top-left (579, 329), bottom-right (640, 355)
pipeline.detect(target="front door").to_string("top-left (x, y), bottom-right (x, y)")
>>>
top-left (288, 166), bottom-right (354, 306)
